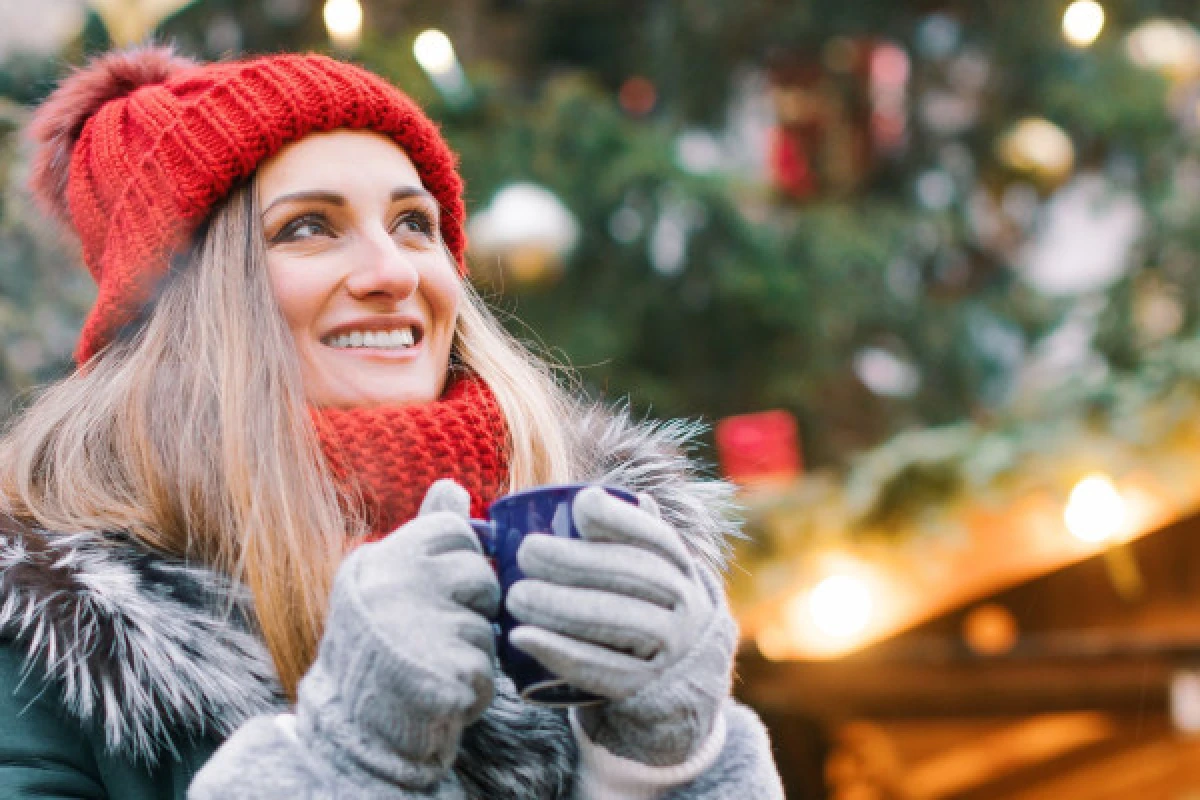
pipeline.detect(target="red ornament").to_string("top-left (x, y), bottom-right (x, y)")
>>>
top-left (619, 76), bottom-right (657, 117)
top-left (768, 126), bottom-right (818, 199)
top-left (715, 410), bottom-right (802, 487)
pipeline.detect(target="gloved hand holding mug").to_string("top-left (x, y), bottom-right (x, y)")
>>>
top-left (294, 478), bottom-right (501, 790)
top-left (506, 487), bottom-right (737, 767)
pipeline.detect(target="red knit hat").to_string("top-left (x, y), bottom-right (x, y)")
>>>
top-left (27, 46), bottom-right (468, 364)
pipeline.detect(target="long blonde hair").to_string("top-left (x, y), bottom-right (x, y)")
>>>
top-left (0, 180), bottom-right (577, 697)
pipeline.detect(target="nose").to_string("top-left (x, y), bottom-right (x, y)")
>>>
top-left (343, 229), bottom-right (419, 303)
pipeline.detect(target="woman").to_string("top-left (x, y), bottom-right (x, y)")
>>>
top-left (0, 46), bottom-right (783, 798)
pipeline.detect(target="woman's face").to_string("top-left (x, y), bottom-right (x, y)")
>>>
top-left (257, 129), bottom-right (460, 407)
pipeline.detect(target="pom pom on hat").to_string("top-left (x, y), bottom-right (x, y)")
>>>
top-left (28, 45), bottom-right (196, 227)
top-left (25, 46), bottom-right (468, 364)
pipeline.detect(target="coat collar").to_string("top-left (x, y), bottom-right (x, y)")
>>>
top-left (0, 518), bottom-right (283, 762)
top-left (0, 403), bottom-right (737, 776)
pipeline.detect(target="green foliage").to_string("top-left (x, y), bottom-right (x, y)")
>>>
top-left (403, 70), bottom-right (1069, 463)
top-left (0, 0), bottom-right (1196, 474)
top-left (0, 102), bottom-right (92, 412)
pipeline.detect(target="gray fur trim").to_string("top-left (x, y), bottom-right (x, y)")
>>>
top-left (572, 402), bottom-right (742, 572)
top-left (0, 518), bottom-right (284, 765)
top-left (456, 674), bottom-right (577, 799)
top-left (0, 405), bottom-right (738, 775)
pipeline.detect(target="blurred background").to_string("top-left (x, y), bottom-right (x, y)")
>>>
top-left (8, 0), bottom-right (1200, 796)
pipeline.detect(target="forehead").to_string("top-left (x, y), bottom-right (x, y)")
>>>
top-left (256, 129), bottom-right (424, 201)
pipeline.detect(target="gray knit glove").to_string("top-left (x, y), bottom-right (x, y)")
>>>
top-left (294, 479), bottom-right (501, 790)
top-left (507, 486), bottom-right (737, 767)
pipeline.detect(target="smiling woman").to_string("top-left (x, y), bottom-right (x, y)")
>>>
top-left (258, 130), bottom-right (460, 407)
top-left (0, 46), bottom-right (783, 800)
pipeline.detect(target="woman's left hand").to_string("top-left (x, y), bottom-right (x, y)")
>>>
top-left (507, 486), bottom-right (737, 767)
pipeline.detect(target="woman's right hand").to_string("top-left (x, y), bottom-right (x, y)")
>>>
top-left (293, 478), bottom-right (501, 790)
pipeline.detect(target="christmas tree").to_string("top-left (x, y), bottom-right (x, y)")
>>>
top-left (0, 0), bottom-right (1198, 476)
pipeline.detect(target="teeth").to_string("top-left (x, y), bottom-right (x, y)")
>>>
top-left (325, 328), bottom-right (416, 349)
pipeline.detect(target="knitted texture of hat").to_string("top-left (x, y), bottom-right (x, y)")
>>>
top-left (27, 45), bottom-right (467, 364)
top-left (313, 374), bottom-right (509, 539)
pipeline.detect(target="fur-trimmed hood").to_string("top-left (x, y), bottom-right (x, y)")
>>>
top-left (0, 404), bottom-right (739, 787)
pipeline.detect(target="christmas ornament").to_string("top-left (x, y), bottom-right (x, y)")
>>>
top-left (997, 117), bottom-right (1075, 188)
top-left (1125, 18), bottom-right (1200, 83)
top-left (467, 183), bottom-right (579, 287)
top-left (1015, 173), bottom-right (1143, 296)
top-left (715, 410), bottom-right (802, 487)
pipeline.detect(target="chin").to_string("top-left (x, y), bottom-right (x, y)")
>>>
top-left (308, 372), bottom-right (441, 408)
top-left (353, 384), bottom-right (440, 407)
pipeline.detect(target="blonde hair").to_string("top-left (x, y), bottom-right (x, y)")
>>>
top-left (0, 180), bottom-right (577, 697)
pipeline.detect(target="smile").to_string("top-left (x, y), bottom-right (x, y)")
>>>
top-left (321, 327), bottom-right (417, 350)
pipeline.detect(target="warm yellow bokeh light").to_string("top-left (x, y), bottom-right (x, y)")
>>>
top-left (414, 29), bottom-right (457, 76)
top-left (805, 573), bottom-right (874, 639)
top-left (1063, 1), bottom-right (1105, 48)
top-left (998, 117), bottom-right (1075, 183)
top-left (1064, 474), bottom-right (1127, 543)
top-left (323, 0), bottom-right (362, 47)
top-left (1126, 18), bottom-right (1200, 81)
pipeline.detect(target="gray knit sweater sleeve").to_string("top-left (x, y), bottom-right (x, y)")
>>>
top-left (187, 714), bottom-right (466, 800)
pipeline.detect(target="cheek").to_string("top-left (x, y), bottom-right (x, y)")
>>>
top-left (266, 254), bottom-right (324, 333)
top-left (424, 262), bottom-right (462, 334)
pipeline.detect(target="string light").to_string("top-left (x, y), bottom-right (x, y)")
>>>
top-left (323, 0), bottom-right (362, 50)
top-left (1064, 474), bottom-right (1127, 543)
top-left (1063, 1), bottom-right (1105, 48)
top-left (805, 573), bottom-right (874, 639)
top-left (413, 29), bottom-right (456, 76)
top-left (413, 29), bottom-right (473, 107)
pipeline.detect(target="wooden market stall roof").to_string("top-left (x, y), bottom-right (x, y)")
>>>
top-left (729, 419), bottom-right (1200, 662)
top-left (736, 504), bottom-right (1200, 798)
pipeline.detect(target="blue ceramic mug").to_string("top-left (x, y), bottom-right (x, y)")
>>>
top-left (470, 483), bottom-right (637, 706)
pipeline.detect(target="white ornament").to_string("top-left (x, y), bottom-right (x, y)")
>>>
top-left (467, 183), bottom-right (579, 262)
top-left (1126, 18), bottom-right (1200, 80)
top-left (853, 347), bottom-right (921, 397)
top-left (1015, 173), bottom-right (1144, 296)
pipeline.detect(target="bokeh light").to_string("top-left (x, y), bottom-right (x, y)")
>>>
top-left (805, 574), bottom-right (874, 639)
top-left (1064, 474), bottom-right (1127, 543)
top-left (413, 29), bottom-right (456, 76)
top-left (1063, 1), bottom-right (1105, 48)
top-left (323, 0), bottom-right (362, 49)
top-left (997, 117), bottom-right (1075, 184)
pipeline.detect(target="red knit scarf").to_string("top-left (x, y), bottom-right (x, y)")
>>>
top-left (311, 375), bottom-right (510, 540)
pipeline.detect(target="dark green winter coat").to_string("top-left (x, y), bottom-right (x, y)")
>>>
top-left (0, 643), bottom-right (219, 798)
top-left (0, 511), bottom-right (282, 800)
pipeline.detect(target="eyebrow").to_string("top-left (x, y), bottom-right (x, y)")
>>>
top-left (261, 187), bottom-right (437, 217)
